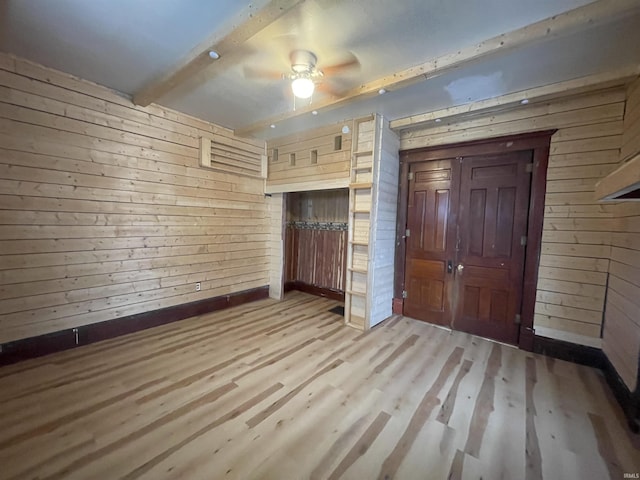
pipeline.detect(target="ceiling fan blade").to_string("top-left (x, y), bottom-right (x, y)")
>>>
top-left (243, 66), bottom-right (286, 80)
top-left (272, 34), bottom-right (303, 53)
top-left (321, 53), bottom-right (360, 77)
top-left (316, 81), bottom-right (345, 99)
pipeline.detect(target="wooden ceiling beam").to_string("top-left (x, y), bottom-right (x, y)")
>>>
top-left (133, 0), bottom-right (305, 107)
top-left (235, 0), bottom-right (640, 137)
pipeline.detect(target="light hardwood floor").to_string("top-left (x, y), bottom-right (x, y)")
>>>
top-left (0, 291), bottom-right (638, 479)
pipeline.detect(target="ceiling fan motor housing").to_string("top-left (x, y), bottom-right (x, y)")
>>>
top-left (290, 50), bottom-right (318, 74)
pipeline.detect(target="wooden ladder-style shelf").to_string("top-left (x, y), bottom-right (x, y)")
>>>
top-left (344, 116), bottom-right (376, 330)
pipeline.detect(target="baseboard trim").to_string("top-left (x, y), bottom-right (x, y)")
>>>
top-left (533, 335), bottom-right (605, 369)
top-left (284, 281), bottom-right (345, 302)
top-left (534, 334), bottom-right (639, 433)
top-left (392, 297), bottom-right (403, 315)
top-left (601, 352), bottom-right (640, 433)
top-left (0, 286), bottom-right (269, 366)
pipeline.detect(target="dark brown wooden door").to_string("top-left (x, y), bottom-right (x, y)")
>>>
top-left (404, 151), bottom-right (532, 345)
top-left (403, 159), bottom-right (460, 327)
top-left (453, 152), bottom-right (532, 343)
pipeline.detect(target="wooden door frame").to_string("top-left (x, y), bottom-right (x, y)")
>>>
top-left (394, 130), bottom-right (556, 351)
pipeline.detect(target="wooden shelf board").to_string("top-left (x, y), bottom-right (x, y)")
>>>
top-left (351, 209), bottom-right (371, 214)
top-left (350, 182), bottom-right (373, 189)
top-left (595, 152), bottom-right (640, 201)
top-left (353, 150), bottom-right (373, 156)
top-left (348, 267), bottom-right (368, 274)
top-left (346, 315), bottom-right (366, 329)
top-left (346, 290), bottom-right (366, 297)
top-left (349, 241), bottom-right (369, 246)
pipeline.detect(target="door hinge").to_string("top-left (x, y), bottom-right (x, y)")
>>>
top-left (514, 314), bottom-right (521, 325)
top-left (402, 290), bottom-right (408, 299)
top-left (520, 235), bottom-right (527, 247)
top-left (408, 171), bottom-right (414, 181)
top-left (405, 228), bottom-right (410, 238)
top-left (525, 163), bottom-right (534, 173)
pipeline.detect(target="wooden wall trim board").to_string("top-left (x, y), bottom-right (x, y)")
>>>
top-left (520, 142), bottom-right (552, 351)
top-left (264, 177), bottom-right (350, 194)
top-left (0, 52), bottom-right (269, 343)
top-left (393, 158), bottom-right (409, 308)
top-left (0, 286), bottom-right (269, 366)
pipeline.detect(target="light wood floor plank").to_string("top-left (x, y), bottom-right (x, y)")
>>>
top-left (0, 290), bottom-right (638, 479)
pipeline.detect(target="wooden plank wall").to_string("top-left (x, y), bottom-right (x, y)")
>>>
top-left (620, 78), bottom-right (640, 162)
top-left (265, 122), bottom-right (353, 193)
top-left (285, 190), bottom-right (348, 291)
top-left (399, 87), bottom-right (627, 346)
top-left (368, 117), bottom-right (400, 327)
top-left (0, 54), bottom-right (269, 344)
top-left (267, 193), bottom-right (285, 300)
top-left (602, 77), bottom-right (640, 390)
top-left (286, 189), bottom-right (349, 222)
top-left (285, 228), bottom-right (347, 290)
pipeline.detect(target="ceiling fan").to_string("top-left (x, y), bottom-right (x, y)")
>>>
top-left (244, 49), bottom-right (360, 100)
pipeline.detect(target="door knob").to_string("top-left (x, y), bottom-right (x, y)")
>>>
top-left (457, 264), bottom-right (464, 273)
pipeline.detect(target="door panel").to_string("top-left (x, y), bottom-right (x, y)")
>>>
top-left (453, 152), bottom-right (532, 344)
top-left (403, 150), bottom-right (532, 345)
top-left (403, 160), bottom-right (458, 326)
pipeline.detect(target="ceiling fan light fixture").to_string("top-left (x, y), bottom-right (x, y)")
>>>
top-left (291, 77), bottom-right (315, 99)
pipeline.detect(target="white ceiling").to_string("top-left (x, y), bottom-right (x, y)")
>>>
top-left (1, 0), bottom-right (638, 140)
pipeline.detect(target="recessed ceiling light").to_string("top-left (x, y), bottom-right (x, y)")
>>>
top-left (435, 118), bottom-right (442, 123)
top-left (520, 99), bottom-right (529, 105)
top-left (312, 110), bottom-right (318, 115)
top-left (342, 125), bottom-right (350, 134)
top-left (378, 88), bottom-right (387, 95)
top-left (208, 51), bottom-right (220, 60)
top-left (270, 124), bottom-right (276, 129)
